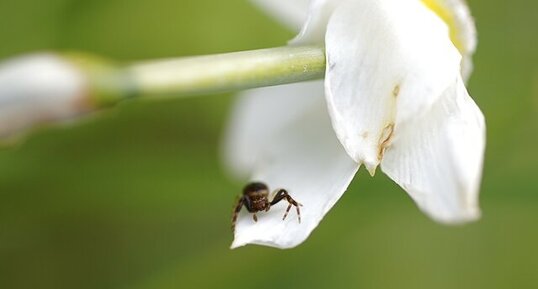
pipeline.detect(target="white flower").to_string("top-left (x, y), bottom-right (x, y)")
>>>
top-left (224, 0), bottom-right (486, 249)
top-left (0, 54), bottom-right (88, 139)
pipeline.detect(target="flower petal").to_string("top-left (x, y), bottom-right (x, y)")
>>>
top-left (224, 82), bottom-right (358, 249)
top-left (291, 0), bottom-right (340, 45)
top-left (0, 54), bottom-right (87, 139)
top-left (250, 0), bottom-right (311, 32)
top-left (421, 0), bottom-right (477, 80)
top-left (321, 0), bottom-right (462, 173)
top-left (223, 81), bottom-right (326, 179)
top-left (381, 76), bottom-right (485, 223)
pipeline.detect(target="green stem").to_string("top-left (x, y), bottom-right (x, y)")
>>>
top-left (73, 46), bottom-right (326, 106)
top-left (127, 45), bottom-right (326, 97)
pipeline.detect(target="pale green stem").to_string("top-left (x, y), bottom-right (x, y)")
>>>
top-left (0, 46), bottom-right (327, 141)
top-left (127, 45), bottom-right (326, 97)
top-left (77, 45), bottom-right (326, 106)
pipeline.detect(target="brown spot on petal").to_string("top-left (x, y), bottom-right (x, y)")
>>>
top-left (361, 131), bottom-right (369, 139)
top-left (378, 123), bottom-right (395, 161)
top-left (392, 85), bottom-right (400, 98)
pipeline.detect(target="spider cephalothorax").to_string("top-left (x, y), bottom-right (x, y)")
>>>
top-left (231, 182), bottom-right (302, 232)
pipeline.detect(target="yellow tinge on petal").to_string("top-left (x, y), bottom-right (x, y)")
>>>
top-left (421, 0), bottom-right (476, 56)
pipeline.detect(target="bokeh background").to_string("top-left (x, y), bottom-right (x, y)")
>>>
top-left (0, 0), bottom-right (537, 288)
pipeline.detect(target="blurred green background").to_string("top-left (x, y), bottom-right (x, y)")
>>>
top-left (0, 0), bottom-right (537, 288)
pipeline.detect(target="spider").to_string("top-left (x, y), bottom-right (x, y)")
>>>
top-left (231, 182), bottom-right (302, 232)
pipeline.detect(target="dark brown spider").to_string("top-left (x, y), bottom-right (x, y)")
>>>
top-left (231, 182), bottom-right (302, 232)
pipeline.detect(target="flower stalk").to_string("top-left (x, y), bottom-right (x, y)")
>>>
top-left (0, 46), bottom-right (325, 140)
top-left (78, 45), bottom-right (326, 107)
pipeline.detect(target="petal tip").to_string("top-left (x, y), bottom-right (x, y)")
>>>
top-left (230, 240), bottom-right (245, 250)
top-left (426, 205), bottom-right (481, 225)
top-left (365, 163), bottom-right (377, 177)
top-left (230, 236), bottom-right (298, 250)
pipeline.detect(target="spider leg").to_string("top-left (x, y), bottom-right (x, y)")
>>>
top-left (270, 189), bottom-right (287, 205)
top-left (231, 196), bottom-right (244, 232)
top-left (270, 189), bottom-right (302, 223)
top-left (296, 204), bottom-right (301, 223)
top-left (283, 202), bottom-right (292, 220)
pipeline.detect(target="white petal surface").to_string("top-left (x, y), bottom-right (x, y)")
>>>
top-left (429, 0), bottom-right (477, 55)
top-left (0, 54), bottom-right (87, 139)
top-left (322, 0), bottom-right (462, 173)
top-left (421, 0), bottom-right (477, 80)
top-left (381, 76), bottom-right (485, 223)
top-left (224, 81), bottom-right (325, 179)
top-left (224, 82), bottom-right (358, 249)
top-left (250, 0), bottom-right (311, 32)
top-left (441, 0), bottom-right (477, 81)
top-left (291, 0), bottom-right (340, 45)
